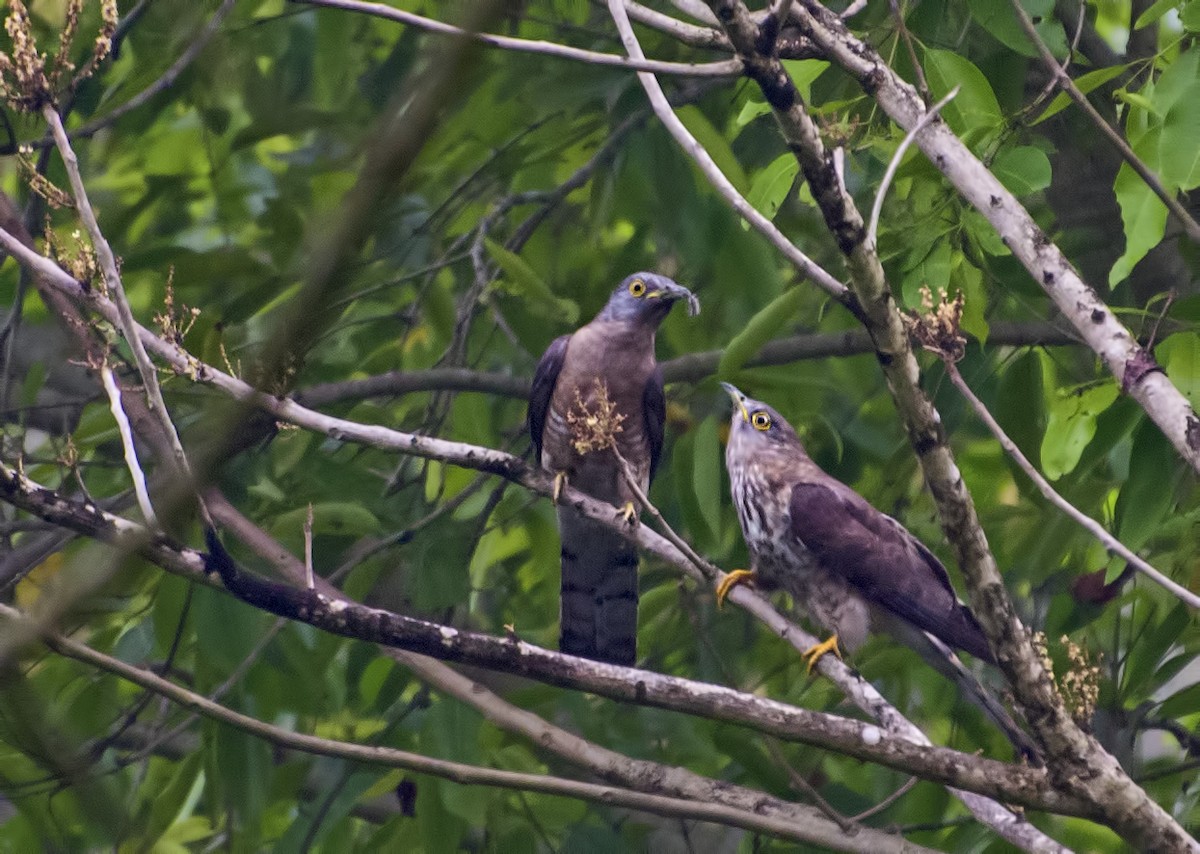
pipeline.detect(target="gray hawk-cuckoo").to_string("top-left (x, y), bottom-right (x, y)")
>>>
top-left (529, 273), bottom-right (698, 665)
top-left (718, 383), bottom-right (1038, 759)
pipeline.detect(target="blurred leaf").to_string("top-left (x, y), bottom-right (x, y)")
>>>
top-left (743, 154), bottom-right (800, 226)
top-left (486, 239), bottom-right (579, 324)
top-left (992, 145), bottom-right (1052, 195)
top-left (923, 48), bottom-right (1002, 136)
top-left (1041, 381), bottom-right (1119, 479)
top-left (718, 286), bottom-right (804, 377)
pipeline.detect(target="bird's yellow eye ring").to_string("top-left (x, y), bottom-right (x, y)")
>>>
top-left (628, 279), bottom-right (646, 297)
top-left (751, 411), bottom-right (771, 431)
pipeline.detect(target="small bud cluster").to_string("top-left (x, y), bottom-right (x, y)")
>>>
top-left (904, 284), bottom-right (967, 362)
top-left (154, 269), bottom-right (201, 345)
top-left (567, 380), bottom-right (626, 456)
top-left (0, 0), bottom-right (119, 112)
top-left (44, 222), bottom-right (99, 289)
top-left (1059, 634), bottom-right (1101, 729)
top-left (17, 149), bottom-right (72, 208)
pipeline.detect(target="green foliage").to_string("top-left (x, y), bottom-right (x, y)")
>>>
top-left (0, 0), bottom-right (1197, 851)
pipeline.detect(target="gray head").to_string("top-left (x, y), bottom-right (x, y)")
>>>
top-left (720, 382), bottom-right (804, 458)
top-left (595, 272), bottom-right (700, 325)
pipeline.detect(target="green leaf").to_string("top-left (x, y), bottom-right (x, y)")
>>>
top-left (1040, 381), bottom-right (1119, 479)
top-left (692, 417), bottom-right (722, 539)
top-left (1034, 65), bottom-right (1128, 125)
top-left (717, 286), bottom-right (805, 377)
top-left (1134, 0), bottom-right (1181, 28)
top-left (991, 145), bottom-right (1052, 195)
top-left (1110, 159), bottom-right (1168, 285)
top-left (1125, 603), bottom-right (1191, 696)
top-left (735, 99), bottom-right (772, 129)
top-left (781, 59), bottom-right (830, 101)
top-left (1114, 421), bottom-right (1178, 550)
top-left (1158, 51), bottom-right (1200, 189)
top-left (923, 48), bottom-right (1002, 137)
top-left (1158, 681), bottom-right (1200, 719)
top-left (677, 105), bottom-right (749, 192)
top-left (743, 153), bottom-right (800, 227)
top-left (953, 258), bottom-right (989, 344)
top-left (269, 501), bottom-right (380, 540)
top-left (1157, 332), bottom-right (1200, 406)
top-left (485, 239), bottom-right (579, 324)
top-left (1184, 0), bottom-right (1200, 30)
top-left (422, 702), bottom-right (486, 824)
top-left (968, 0), bottom-right (1065, 58)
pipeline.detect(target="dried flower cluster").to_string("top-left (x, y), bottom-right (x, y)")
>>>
top-left (567, 380), bottom-right (626, 455)
top-left (0, 0), bottom-right (118, 112)
top-left (43, 223), bottom-right (99, 289)
top-left (1059, 634), bottom-right (1102, 729)
top-left (17, 148), bottom-right (72, 208)
top-left (154, 270), bottom-right (200, 345)
top-left (904, 284), bottom-right (967, 362)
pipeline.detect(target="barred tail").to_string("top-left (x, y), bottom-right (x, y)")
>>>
top-left (557, 507), bottom-right (638, 666)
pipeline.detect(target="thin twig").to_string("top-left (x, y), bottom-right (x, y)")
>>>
top-left (100, 365), bottom-right (157, 528)
top-left (851, 776), bottom-right (918, 821)
top-left (295, 0), bottom-right (741, 77)
top-left (606, 0), bottom-right (851, 304)
top-left (42, 106), bottom-right (208, 526)
top-left (868, 86), bottom-right (959, 249)
top-left (1010, 0), bottom-right (1200, 244)
top-left (887, 0), bottom-right (929, 102)
top-left (303, 502), bottom-right (314, 590)
top-left (943, 360), bottom-right (1200, 609)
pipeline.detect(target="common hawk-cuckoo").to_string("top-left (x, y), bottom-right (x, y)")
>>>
top-left (529, 273), bottom-right (698, 665)
top-left (718, 383), bottom-right (1038, 759)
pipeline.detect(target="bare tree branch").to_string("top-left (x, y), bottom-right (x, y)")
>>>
top-left (294, 320), bottom-right (1080, 407)
top-left (792, 2), bottom-right (1200, 479)
top-left (0, 461), bottom-right (1091, 819)
top-left (4, 604), bottom-right (923, 852)
top-left (782, 3), bottom-right (1200, 849)
top-left (606, 0), bottom-right (853, 307)
top-left (293, 0), bottom-right (742, 77)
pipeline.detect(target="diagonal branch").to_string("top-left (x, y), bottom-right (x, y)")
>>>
top-left (3, 603), bottom-right (918, 852)
top-left (785, 3), bottom-right (1200, 849)
top-left (606, 0), bottom-right (852, 305)
top-left (1010, 0), bottom-right (1200, 244)
top-left (943, 360), bottom-right (1199, 609)
top-left (0, 460), bottom-right (1089, 818)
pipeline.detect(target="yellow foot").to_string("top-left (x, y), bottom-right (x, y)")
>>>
top-left (552, 471), bottom-right (568, 504)
top-left (715, 568), bottom-right (756, 608)
top-left (803, 634), bottom-right (842, 675)
top-left (620, 500), bottom-right (638, 526)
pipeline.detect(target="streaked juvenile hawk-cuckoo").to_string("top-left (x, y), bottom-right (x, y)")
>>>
top-left (529, 273), bottom-right (698, 665)
top-left (718, 383), bottom-right (1038, 759)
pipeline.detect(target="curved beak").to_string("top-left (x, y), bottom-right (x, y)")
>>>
top-left (647, 280), bottom-right (701, 317)
top-left (720, 382), bottom-right (750, 422)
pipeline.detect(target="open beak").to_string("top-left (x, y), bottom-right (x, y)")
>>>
top-left (647, 281), bottom-right (701, 316)
top-left (720, 382), bottom-right (750, 423)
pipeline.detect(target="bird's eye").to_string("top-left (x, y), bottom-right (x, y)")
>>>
top-left (751, 411), bottom-right (771, 431)
top-left (628, 279), bottom-right (646, 297)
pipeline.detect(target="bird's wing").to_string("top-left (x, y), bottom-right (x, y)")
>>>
top-left (528, 334), bottom-right (570, 458)
top-left (788, 480), bottom-right (993, 661)
top-left (642, 365), bottom-right (666, 482)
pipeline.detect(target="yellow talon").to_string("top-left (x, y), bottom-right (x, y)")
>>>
top-left (803, 634), bottom-right (842, 675)
top-left (552, 472), bottom-right (568, 504)
top-left (620, 500), bottom-right (638, 525)
top-left (715, 568), bottom-right (756, 608)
